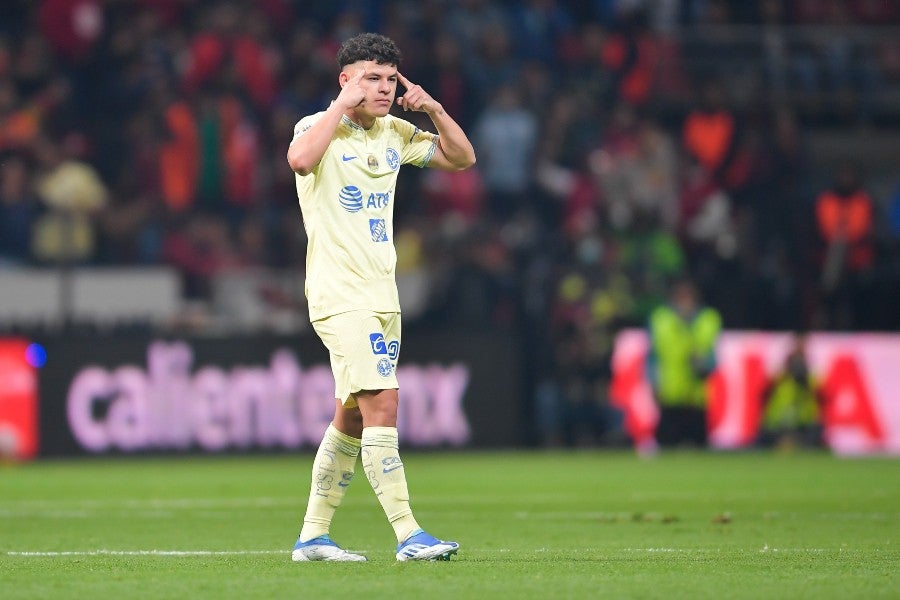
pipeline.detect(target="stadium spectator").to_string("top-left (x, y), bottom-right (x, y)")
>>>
top-left (759, 0), bottom-right (791, 100)
top-left (739, 108), bottom-right (810, 329)
top-left (445, 0), bottom-right (509, 59)
top-left (538, 223), bottom-right (631, 447)
top-left (598, 9), bottom-right (660, 106)
top-left (426, 222), bottom-right (518, 328)
top-left (759, 334), bottom-right (823, 449)
top-left (507, 0), bottom-right (576, 65)
top-left (617, 210), bottom-right (686, 320)
top-left (813, 161), bottom-right (876, 330)
top-left (647, 277), bottom-right (721, 447)
top-left (159, 99), bottom-right (199, 214)
top-left (95, 114), bottom-right (161, 266)
top-left (751, 108), bottom-right (810, 253)
top-left (420, 161), bottom-right (486, 225)
top-left (0, 152), bottom-right (42, 264)
top-left (194, 87), bottom-right (262, 222)
top-left (182, 2), bottom-right (278, 110)
top-left (472, 83), bottom-right (538, 219)
top-left (888, 180), bottom-right (900, 243)
top-left (533, 92), bottom-right (605, 232)
top-left (0, 70), bottom-right (68, 154)
top-left (681, 78), bottom-right (751, 194)
top-left (589, 104), bottom-right (679, 231)
top-left (30, 134), bottom-right (108, 265)
top-left (162, 211), bottom-right (242, 299)
top-left (677, 157), bottom-right (736, 270)
top-left (465, 20), bottom-right (520, 107)
top-left (38, 0), bottom-right (105, 64)
top-left (419, 33), bottom-right (473, 129)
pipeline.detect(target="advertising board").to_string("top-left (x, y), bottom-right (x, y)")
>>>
top-left (36, 332), bottom-right (523, 456)
top-left (611, 330), bottom-right (900, 455)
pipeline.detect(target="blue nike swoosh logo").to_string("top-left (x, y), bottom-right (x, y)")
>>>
top-left (342, 154), bottom-right (357, 162)
top-left (383, 465), bottom-right (403, 474)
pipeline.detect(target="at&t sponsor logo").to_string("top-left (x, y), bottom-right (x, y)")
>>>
top-left (338, 186), bottom-right (391, 213)
top-left (339, 185), bottom-right (363, 212)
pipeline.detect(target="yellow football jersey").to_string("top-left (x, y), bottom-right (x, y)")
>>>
top-left (292, 112), bottom-right (437, 321)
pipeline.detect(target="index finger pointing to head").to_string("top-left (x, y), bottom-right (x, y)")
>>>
top-left (396, 71), bottom-right (413, 88)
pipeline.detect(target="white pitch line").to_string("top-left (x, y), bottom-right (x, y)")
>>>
top-left (623, 547), bottom-right (829, 553)
top-left (0, 497), bottom-right (295, 510)
top-left (7, 549), bottom-right (286, 557)
top-left (8, 547), bottom-right (840, 558)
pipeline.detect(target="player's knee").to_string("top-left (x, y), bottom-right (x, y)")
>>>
top-left (334, 404), bottom-right (364, 438)
top-left (345, 408), bottom-right (364, 432)
top-left (356, 389), bottom-right (399, 427)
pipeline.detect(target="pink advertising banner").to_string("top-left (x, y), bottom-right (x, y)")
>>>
top-left (610, 330), bottom-right (900, 455)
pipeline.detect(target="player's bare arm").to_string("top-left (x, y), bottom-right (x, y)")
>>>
top-left (287, 69), bottom-right (367, 176)
top-left (396, 72), bottom-right (476, 171)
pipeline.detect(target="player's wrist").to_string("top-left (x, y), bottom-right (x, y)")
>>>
top-left (425, 102), bottom-right (444, 118)
top-left (328, 98), bottom-right (352, 115)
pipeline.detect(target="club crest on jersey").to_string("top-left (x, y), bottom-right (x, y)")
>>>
top-left (369, 218), bottom-right (388, 242)
top-left (386, 147), bottom-right (400, 171)
top-left (338, 185), bottom-right (363, 212)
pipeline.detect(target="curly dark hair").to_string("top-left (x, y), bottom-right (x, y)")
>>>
top-left (337, 33), bottom-right (402, 68)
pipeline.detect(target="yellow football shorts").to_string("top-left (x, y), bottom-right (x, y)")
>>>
top-left (311, 310), bottom-right (402, 407)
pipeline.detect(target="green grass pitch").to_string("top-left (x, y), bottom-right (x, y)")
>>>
top-left (1, 451), bottom-right (898, 599)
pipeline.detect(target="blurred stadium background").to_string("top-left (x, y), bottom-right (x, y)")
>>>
top-left (1, 0), bottom-right (900, 461)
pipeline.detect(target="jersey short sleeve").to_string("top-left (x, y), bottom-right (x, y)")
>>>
top-left (391, 117), bottom-right (438, 168)
top-left (292, 114), bottom-right (318, 144)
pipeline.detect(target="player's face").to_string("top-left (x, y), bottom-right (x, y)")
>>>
top-left (347, 60), bottom-right (398, 118)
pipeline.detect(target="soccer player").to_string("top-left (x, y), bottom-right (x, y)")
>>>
top-left (286, 33), bottom-right (476, 562)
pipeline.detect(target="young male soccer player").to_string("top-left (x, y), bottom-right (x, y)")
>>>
top-left (286, 33), bottom-right (476, 562)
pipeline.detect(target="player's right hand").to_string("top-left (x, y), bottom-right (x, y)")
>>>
top-left (337, 69), bottom-right (366, 109)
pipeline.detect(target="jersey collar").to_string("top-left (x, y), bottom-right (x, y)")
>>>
top-left (341, 114), bottom-right (364, 131)
top-left (341, 114), bottom-right (383, 134)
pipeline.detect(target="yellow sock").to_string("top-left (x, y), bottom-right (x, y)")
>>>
top-left (361, 426), bottom-right (420, 543)
top-left (298, 424), bottom-right (360, 542)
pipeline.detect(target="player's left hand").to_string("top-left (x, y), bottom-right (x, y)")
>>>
top-left (396, 72), bottom-right (441, 114)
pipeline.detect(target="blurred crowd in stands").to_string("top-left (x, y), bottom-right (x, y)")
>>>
top-left (2, 0), bottom-right (900, 444)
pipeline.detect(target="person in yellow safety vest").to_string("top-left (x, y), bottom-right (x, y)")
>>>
top-left (647, 278), bottom-right (722, 447)
top-left (760, 335), bottom-right (823, 449)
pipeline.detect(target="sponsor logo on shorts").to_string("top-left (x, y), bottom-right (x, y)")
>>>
top-left (377, 358), bottom-right (393, 377)
top-left (370, 333), bottom-right (399, 360)
top-left (370, 333), bottom-right (387, 354)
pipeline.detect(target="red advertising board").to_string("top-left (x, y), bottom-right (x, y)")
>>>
top-left (0, 338), bottom-right (40, 460)
top-left (611, 330), bottom-right (900, 455)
